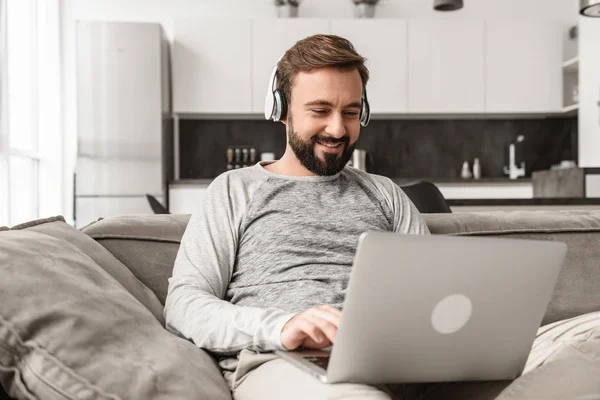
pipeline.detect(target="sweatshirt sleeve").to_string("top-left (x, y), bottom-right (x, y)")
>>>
top-left (163, 174), bottom-right (296, 355)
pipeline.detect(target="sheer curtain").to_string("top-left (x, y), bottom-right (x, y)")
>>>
top-left (0, 0), bottom-right (62, 227)
top-left (0, 0), bottom-right (8, 226)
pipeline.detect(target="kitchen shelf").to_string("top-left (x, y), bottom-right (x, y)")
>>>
top-left (562, 56), bottom-right (579, 72)
top-left (562, 103), bottom-right (579, 115)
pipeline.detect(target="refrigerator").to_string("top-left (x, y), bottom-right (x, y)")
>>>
top-left (74, 21), bottom-right (171, 228)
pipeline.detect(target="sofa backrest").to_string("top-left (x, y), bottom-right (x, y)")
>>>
top-left (424, 210), bottom-right (600, 325)
top-left (83, 210), bottom-right (600, 325)
top-left (82, 214), bottom-right (189, 305)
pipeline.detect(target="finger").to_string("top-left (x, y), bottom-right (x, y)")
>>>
top-left (317, 305), bottom-right (342, 319)
top-left (310, 307), bottom-right (342, 328)
top-left (319, 304), bottom-right (342, 315)
top-left (281, 328), bottom-right (310, 351)
top-left (297, 318), bottom-right (328, 344)
top-left (303, 336), bottom-right (332, 350)
top-left (303, 314), bottom-right (338, 344)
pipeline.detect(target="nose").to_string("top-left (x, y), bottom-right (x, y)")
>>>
top-left (325, 113), bottom-right (346, 139)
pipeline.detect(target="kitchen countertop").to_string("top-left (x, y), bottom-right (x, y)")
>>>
top-left (171, 177), bottom-right (532, 186)
top-left (170, 179), bottom-right (214, 186)
top-left (447, 198), bottom-right (600, 206)
top-left (390, 177), bottom-right (532, 184)
top-left (169, 180), bottom-right (600, 205)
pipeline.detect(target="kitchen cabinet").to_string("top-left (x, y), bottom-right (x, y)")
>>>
top-left (171, 18), bottom-right (565, 117)
top-left (330, 19), bottom-right (408, 114)
top-left (172, 18), bottom-right (252, 114)
top-left (485, 20), bottom-right (562, 113)
top-left (586, 175), bottom-right (600, 198)
top-left (436, 182), bottom-right (533, 200)
top-left (408, 20), bottom-right (485, 113)
top-left (169, 185), bottom-right (209, 214)
top-left (251, 19), bottom-right (329, 113)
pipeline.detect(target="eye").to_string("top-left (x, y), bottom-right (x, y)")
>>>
top-left (344, 111), bottom-right (360, 117)
top-left (311, 109), bottom-right (328, 115)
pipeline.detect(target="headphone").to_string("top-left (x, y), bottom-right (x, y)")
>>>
top-left (264, 55), bottom-right (371, 127)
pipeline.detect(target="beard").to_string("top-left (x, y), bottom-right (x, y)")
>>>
top-left (287, 114), bottom-right (356, 176)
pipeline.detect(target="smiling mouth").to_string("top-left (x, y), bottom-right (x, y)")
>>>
top-left (315, 138), bottom-right (344, 150)
top-left (316, 141), bottom-right (344, 154)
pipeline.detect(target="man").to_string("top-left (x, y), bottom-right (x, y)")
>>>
top-left (164, 33), bottom-right (600, 400)
top-left (164, 34), bottom-right (429, 399)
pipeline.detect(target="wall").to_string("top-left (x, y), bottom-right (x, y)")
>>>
top-left (60, 0), bottom-right (579, 223)
top-left (578, 16), bottom-right (600, 167)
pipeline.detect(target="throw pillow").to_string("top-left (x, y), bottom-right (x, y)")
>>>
top-left (0, 227), bottom-right (231, 399)
top-left (10, 216), bottom-right (164, 324)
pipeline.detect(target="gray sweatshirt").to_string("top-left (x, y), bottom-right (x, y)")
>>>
top-left (164, 162), bottom-right (429, 356)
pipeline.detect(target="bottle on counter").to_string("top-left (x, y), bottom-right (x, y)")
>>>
top-left (226, 148), bottom-right (234, 170)
top-left (242, 148), bottom-right (249, 168)
top-left (473, 158), bottom-right (481, 180)
top-left (461, 160), bottom-right (472, 179)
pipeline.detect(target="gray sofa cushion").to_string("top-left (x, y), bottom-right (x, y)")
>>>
top-left (424, 210), bottom-right (600, 235)
top-left (11, 216), bottom-right (165, 324)
top-left (0, 219), bottom-right (231, 400)
top-left (82, 214), bottom-right (189, 304)
top-left (424, 211), bottom-right (600, 325)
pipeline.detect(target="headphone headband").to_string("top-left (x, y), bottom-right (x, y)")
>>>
top-left (264, 55), bottom-right (370, 127)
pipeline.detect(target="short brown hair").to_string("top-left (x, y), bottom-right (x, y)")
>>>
top-left (276, 34), bottom-right (369, 105)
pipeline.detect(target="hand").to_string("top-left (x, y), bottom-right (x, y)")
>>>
top-left (280, 305), bottom-right (342, 351)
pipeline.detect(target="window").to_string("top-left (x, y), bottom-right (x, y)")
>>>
top-left (0, 0), bottom-right (62, 226)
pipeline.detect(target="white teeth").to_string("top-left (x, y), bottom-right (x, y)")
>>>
top-left (319, 142), bottom-right (340, 148)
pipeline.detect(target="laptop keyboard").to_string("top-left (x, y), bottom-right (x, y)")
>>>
top-left (303, 355), bottom-right (330, 370)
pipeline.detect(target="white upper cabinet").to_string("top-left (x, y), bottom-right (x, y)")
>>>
top-left (408, 20), bottom-right (485, 113)
top-left (172, 19), bottom-right (252, 114)
top-left (170, 18), bottom-right (563, 116)
top-left (485, 20), bottom-right (562, 113)
top-left (251, 19), bottom-right (330, 114)
top-left (330, 19), bottom-right (408, 114)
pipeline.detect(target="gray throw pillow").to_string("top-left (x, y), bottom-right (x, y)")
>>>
top-left (10, 216), bottom-right (165, 324)
top-left (0, 226), bottom-right (231, 399)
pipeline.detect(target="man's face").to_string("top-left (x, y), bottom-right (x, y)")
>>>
top-left (285, 67), bottom-right (363, 176)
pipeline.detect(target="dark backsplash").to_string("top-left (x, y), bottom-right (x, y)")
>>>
top-left (179, 117), bottom-right (577, 180)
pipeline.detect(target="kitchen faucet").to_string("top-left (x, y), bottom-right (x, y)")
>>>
top-left (503, 141), bottom-right (526, 180)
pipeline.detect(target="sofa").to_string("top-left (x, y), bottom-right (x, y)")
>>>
top-left (0, 210), bottom-right (599, 399)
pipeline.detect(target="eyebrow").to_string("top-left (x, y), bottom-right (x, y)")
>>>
top-left (304, 100), bottom-right (362, 109)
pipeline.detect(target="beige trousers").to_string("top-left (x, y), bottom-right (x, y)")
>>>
top-left (220, 312), bottom-right (600, 400)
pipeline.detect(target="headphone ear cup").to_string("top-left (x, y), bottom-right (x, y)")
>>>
top-left (273, 89), bottom-right (287, 121)
top-left (278, 90), bottom-right (287, 120)
top-left (360, 97), bottom-right (370, 127)
top-left (272, 90), bottom-right (281, 121)
top-left (273, 91), bottom-right (280, 121)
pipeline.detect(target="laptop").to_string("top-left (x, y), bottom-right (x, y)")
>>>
top-left (276, 231), bottom-right (567, 385)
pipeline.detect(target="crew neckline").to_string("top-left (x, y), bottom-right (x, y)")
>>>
top-left (255, 161), bottom-right (342, 182)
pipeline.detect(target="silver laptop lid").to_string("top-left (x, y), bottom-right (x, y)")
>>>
top-left (326, 232), bottom-right (567, 384)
